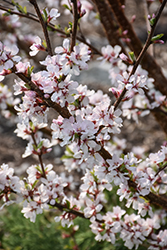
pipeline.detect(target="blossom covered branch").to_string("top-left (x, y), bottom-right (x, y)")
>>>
top-left (0, 0), bottom-right (167, 249)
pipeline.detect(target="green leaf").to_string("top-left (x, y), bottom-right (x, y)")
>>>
top-left (2, 11), bottom-right (11, 16)
top-left (74, 133), bottom-right (80, 139)
top-left (37, 140), bottom-right (43, 149)
top-left (73, 99), bottom-right (79, 107)
top-left (63, 4), bottom-right (71, 11)
top-left (128, 51), bottom-right (135, 62)
top-left (54, 24), bottom-right (61, 29)
top-left (24, 83), bottom-right (31, 89)
top-left (36, 164), bottom-right (42, 173)
top-left (23, 6), bottom-right (27, 14)
top-left (149, 17), bottom-right (156, 26)
top-left (29, 120), bottom-right (34, 130)
top-left (151, 33), bottom-right (164, 42)
top-left (69, 22), bottom-right (73, 29)
top-left (64, 26), bottom-right (71, 35)
top-left (66, 200), bottom-right (71, 209)
top-left (61, 155), bottom-right (73, 160)
top-left (47, 26), bottom-right (53, 32)
top-left (27, 66), bottom-right (34, 77)
top-left (42, 8), bottom-right (48, 22)
top-left (12, 0), bottom-right (27, 14)
top-left (32, 179), bottom-right (39, 189)
top-left (42, 39), bottom-right (47, 49)
top-left (66, 146), bottom-right (74, 155)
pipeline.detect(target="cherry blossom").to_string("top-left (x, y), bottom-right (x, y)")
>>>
top-left (0, 164), bottom-right (24, 209)
top-left (0, 42), bottom-right (21, 72)
top-left (29, 36), bottom-right (46, 56)
top-left (14, 89), bottom-right (48, 125)
top-left (43, 8), bottom-right (60, 22)
top-left (84, 198), bottom-right (103, 218)
top-left (22, 134), bottom-right (53, 158)
top-left (99, 45), bottom-right (121, 64)
top-left (21, 201), bottom-right (43, 223)
top-left (54, 39), bottom-right (90, 75)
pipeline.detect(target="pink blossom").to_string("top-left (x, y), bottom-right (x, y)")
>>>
top-left (45, 8), bottom-right (60, 22)
top-left (29, 36), bottom-right (46, 56)
top-left (99, 45), bottom-right (121, 63)
top-left (21, 200), bottom-right (43, 223)
top-left (0, 42), bottom-right (21, 72)
top-left (84, 198), bottom-right (103, 218)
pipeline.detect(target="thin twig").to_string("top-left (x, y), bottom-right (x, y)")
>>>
top-left (29, 0), bottom-right (53, 56)
top-left (53, 201), bottom-right (103, 223)
top-left (155, 163), bottom-right (167, 177)
top-left (54, 201), bottom-right (85, 218)
top-left (70, 0), bottom-right (78, 52)
top-left (143, 0), bottom-right (154, 56)
top-left (31, 132), bottom-right (47, 179)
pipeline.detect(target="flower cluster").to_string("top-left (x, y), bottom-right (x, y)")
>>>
top-left (98, 44), bottom-right (167, 122)
top-left (54, 38), bottom-right (91, 75)
top-left (90, 207), bottom-right (161, 250)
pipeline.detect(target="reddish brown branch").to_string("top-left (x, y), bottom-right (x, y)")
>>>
top-left (31, 132), bottom-right (47, 179)
top-left (53, 202), bottom-right (86, 219)
top-left (107, 0), bottom-right (167, 96)
top-left (29, 0), bottom-right (53, 56)
top-left (128, 180), bottom-right (167, 210)
top-left (12, 69), bottom-right (71, 119)
top-left (70, 0), bottom-right (78, 52)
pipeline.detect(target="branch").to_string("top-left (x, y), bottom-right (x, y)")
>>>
top-left (12, 67), bottom-right (71, 119)
top-left (53, 202), bottom-right (86, 219)
top-left (143, 0), bottom-right (154, 56)
top-left (128, 180), bottom-right (167, 210)
top-left (70, 0), bottom-right (78, 52)
top-left (107, 0), bottom-right (167, 97)
top-left (31, 132), bottom-right (47, 179)
top-left (52, 201), bottom-right (103, 223)
top-left (155, 163), bottom-right (167, 177)
top-left (113, 0), bottom-right (167, 110)
top-left (29, 0), bottom-right (53, 56)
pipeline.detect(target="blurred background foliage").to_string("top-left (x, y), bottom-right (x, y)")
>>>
top-left (0, 187), bottom-right (149, 250)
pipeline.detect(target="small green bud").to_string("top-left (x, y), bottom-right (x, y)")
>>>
top-left (151, 33), bottom-right (164, 42)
